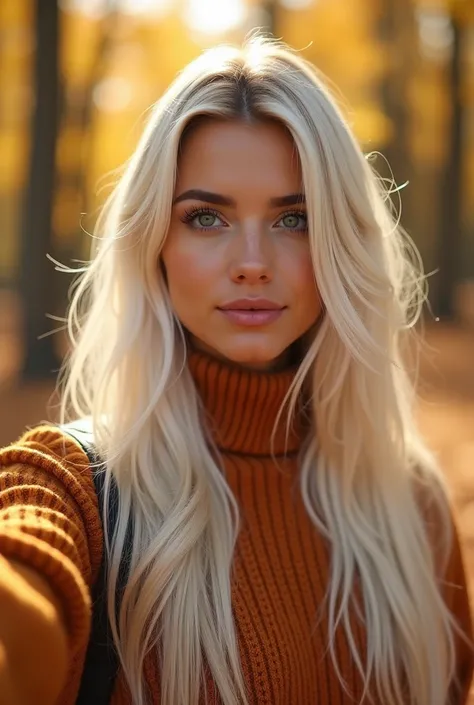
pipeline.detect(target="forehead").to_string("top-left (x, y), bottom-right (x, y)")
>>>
top-left (175, 119), bottom-right (303, 197)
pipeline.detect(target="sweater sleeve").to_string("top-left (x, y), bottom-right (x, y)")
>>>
top-left (0, 425), bottom-right (103, 658)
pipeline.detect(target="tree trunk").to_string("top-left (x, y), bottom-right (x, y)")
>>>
top-left (261, 0), bottom-right (277, 35)
top-left (378, 0), bottom-right (417, 229)
top-left (436, 15), bottom-right (464, 318)
top-left (19, 0), bottom-right (61, 379)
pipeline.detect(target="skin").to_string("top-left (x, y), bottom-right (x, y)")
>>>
top-left (161, 119), bottom-right (322, 371)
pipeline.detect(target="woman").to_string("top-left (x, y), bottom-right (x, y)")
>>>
top-left (0, 36), bottom-right (472, 705)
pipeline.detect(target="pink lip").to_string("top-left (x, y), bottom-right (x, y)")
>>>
top-left (219, 298), bottom-right (284, 311)
top-left (218, 308), bottom-right (285, 326)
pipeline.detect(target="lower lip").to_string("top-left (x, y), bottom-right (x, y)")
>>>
top-left (218, 309), bottom-right (284, 326)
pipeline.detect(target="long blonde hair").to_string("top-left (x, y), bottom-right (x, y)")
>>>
top-left (62, 36), bottom-right (459, 705)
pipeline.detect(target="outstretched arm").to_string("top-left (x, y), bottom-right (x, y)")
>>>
top-left (0, 426), bottom-right (103, 704)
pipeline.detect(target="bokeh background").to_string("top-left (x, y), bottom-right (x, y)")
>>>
top-left (0, 0), bottom-right (473, 693)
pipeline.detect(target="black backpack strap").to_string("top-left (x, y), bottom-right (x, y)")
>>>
top-left (61, 420), bottom-right (119, 705)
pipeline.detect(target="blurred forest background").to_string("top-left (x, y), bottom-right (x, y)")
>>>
top-left (0, 5), bottom-right (474, 696)
top-left (1, 0), bottom-right (474, 379)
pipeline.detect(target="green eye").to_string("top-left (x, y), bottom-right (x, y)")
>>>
top-left (181, 207), bottom-right (226, 230)
top-left (198, 213), bottom-right (217, 227)
top-left (282, 214), bottom-right (300, 228)
top-left (277, 211), bottom-right (308, 231)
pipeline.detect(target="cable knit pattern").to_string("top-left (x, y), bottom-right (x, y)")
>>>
top-left (0, 352), bottom-right (472, 704)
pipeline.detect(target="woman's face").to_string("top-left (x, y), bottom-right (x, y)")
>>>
top-left (161, 119), bottom-right (322, 371)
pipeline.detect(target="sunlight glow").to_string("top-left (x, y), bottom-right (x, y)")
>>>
top-left (184, 0), bottom-right (246, 36)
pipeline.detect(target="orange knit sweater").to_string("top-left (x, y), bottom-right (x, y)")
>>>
top-left (0, 351), bottom-right (472, 704)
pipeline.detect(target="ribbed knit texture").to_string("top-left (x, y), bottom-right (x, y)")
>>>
top-left (0, 350), bottom-right (472, 704)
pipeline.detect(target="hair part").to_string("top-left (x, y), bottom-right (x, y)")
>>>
top-left (62, 34), bottom-right (459, 705)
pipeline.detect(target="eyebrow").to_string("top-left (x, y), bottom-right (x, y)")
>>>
top-left (172, 189), bottom-right (306, 208)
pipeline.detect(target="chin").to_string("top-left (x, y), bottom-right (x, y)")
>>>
top-left (188, 331), bottom-right (294, 371)
top-left (220, 341), bottom-right (290, 371)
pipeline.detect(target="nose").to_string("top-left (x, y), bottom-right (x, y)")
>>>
top-left (229, 229), bottom-right (273, 284)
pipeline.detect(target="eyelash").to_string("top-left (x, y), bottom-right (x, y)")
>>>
top-left (181, 207), bottom-right (224, 230)
top-left (180, 206), bottom-right (308, 232)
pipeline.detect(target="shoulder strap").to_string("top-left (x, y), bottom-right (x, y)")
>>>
top-left (61, 420), bottom-right (119, 705)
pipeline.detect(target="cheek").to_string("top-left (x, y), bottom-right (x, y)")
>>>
top-left (161, 239), bottom-right (217, 308)
top-left (286, 249), bottom-right (320, 310)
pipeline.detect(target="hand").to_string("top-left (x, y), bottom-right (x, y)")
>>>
top-left (0, 556), bottom-right (69, 705)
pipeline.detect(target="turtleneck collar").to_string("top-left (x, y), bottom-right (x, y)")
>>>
top-left (188, 350), bottom-right (304, 457)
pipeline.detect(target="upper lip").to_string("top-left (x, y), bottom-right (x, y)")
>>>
top-left (218, 298), bottom-right (285, 310)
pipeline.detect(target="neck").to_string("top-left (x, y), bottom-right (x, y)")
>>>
top-left (188, 349), bottom-right (306, 457)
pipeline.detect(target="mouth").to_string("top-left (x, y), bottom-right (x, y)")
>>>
top-left (217, 307), bottom-right (286, 327)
